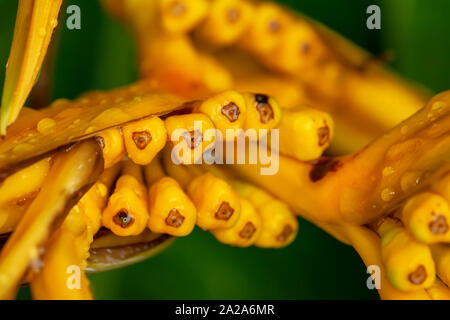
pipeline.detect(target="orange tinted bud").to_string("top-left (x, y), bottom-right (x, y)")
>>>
top-left (122, 117), bottom-right (167, 165)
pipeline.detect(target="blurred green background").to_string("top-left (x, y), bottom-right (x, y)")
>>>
top-left (0, 0), bottom-right (448, 299)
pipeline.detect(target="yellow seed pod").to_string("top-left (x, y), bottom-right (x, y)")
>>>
top-left (254, 200), bottom-right (298, 248)
top-left (76, 185), bottom-right (104, 237)
top-left (212, 198), bottom-right (261, 247)
top-left (95, 127), bottom-right (125, 168)
top-left (159, 0), bottom-right (209, 34)
top-left (432, 171), bottom-right (450, 202)
top-left (379, 218), bottom-right (436, 291)
top-left (230, 180), bottom-right (273, 209)
top-left (187, 173), bottom-right (240, 230)
top-left (144, 154), bottom-right (166, 185)
top-left (197, 0), bottom-right (254, 46)
top-left (30, 210), bottom-right (93, 300)
top-left (234, 73), bottom-right (305, 110)
top-left (199, 54), bottom-right (234, 93)
top-left (430, 244), bottom-right (450, 286)
top-left (0, 157), bottom-right (51, 233)
top-left (0, 206), bottom-right (29, 235)
top-left (165, 113), bottom-right (216, 165)
top-left (30, 163), bottom-right (120, 300)
top-left (240, 2), bottom-right (291, 55)
top-left (102, 161), bottom-right (149, 236)
top-left (161, 146), bottom-right (202, 189)
top-left (82, 164), bottom-right (121, 235)
top-left (242, 92), bottom-right (282, 133)
top-left (147, 176), bottom-right (197, 237)
top-left (139, 34), bottom-right (204, 93)
top-left (122, 117), bottom-right (167, 165)
top-left (0, 140), bottom-right (101, 299)
top-left (0, 157), bottom-right (50, 207)
top-left (196, 90), bottom-right (246, 138)
top-left (426, 279), bottom-right (450, 300)
top-left (272, 21), bottom-right (326, 75)
top-left (402, 192), bottom-right (450, 244)
top-left (277, 108), bottom-right (334, 161)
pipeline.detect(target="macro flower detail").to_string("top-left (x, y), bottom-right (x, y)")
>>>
top-left (0, 0), bottom-right (448, 301)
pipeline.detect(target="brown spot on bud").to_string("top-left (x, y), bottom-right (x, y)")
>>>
top-left (215, 201), bottom-right (234, 220)
top-left (15, 190), bottom-right (39, 206)
top-left (169, 1), bottom-right (186, 16)
top-left (277, 225), bottom-right (293, 242)
top-left (254, 94), bottom-right (274, 124)
top-left (183, 130), bottom-right (202, 150)
top-left (429, 213), bottom-right (449, 234)
top-left (309, 157), bottom-right (342, 182)
top-left (95, 136), bottom-right (105, 149)
top-left (221, 102), bottom-right (240, 122)
top-left (239, 222), bottom-right (256, 239)
top-left (408, 265), bottom-right (427, 285)
top-left (255, 93), bottom-right (269, 104)
top-left (300, 42), bottom-right (311, 54)
top-left (227, 8), bottom-right (240, 23)
top-left (165, 208), bottom-right (185, 228)
top-left (317, 125), bottom-right (330, 146)
top-left (268, 20), bottom-right (281, 33)
top-left (113, 210), bottom-right (134, 228)
top-left (132, 131), bottom-right (152, 150)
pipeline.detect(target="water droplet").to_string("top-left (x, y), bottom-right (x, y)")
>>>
top-left (401, 171), bottom-right (422, 191)
top-left (85, 126), bottom-right (97, 134)
top-left (387, 139), bottom-right (422, 161)
top-left (50, 19), bottom-right (58, 28)
top-left (97, 183), bottom-right (108, 197)
top-left (91, 108), bottom-right (129, 126)
top-left (37, 118), bottom-right (56, 134)
top-left (52, 98), bottom-right (70, 107)
top-left (13, 143), bottom-right (33, 154)
top-left (381, 188), bottom-right (395, 202)
top-left (432, 101), bottom-right (446, 111)
top-left (400, 125), bottom-right (408, 135)
top-left (382, 166), bottom-right (395, 177)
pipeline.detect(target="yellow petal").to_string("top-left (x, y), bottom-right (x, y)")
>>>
top-left (1, 0), bottom-right (62, 135)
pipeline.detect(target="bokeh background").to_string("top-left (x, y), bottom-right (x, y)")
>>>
top-left (0, 0), bottom-right (448, 299)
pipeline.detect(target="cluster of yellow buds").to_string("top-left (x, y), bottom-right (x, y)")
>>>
top-left (0, 0), bottom-right (448, 300)
top-left (100, 0), bottom-right (427, 154)
top-left (0, 85), bottom-right (336, 299)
